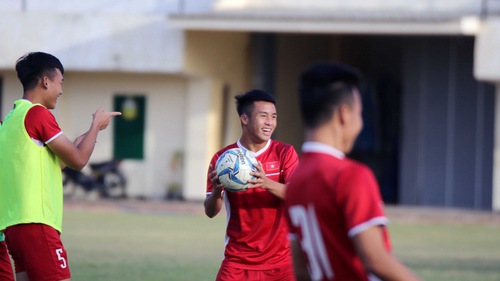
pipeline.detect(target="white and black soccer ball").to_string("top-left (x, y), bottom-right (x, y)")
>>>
top-left (215, 148), bottom-right (258, 192)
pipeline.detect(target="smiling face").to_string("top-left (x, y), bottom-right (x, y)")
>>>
top-left (241, 101), bottom-right (277, 146)
top-left (42, 68), bottom-right (64, 109)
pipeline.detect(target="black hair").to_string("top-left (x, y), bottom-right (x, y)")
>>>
top-left (235, 89), bottom-right (277, 117)
top-left (299, 62), bottom-right (362, 128)
top-left (15, 52), bottom-right (64, 92)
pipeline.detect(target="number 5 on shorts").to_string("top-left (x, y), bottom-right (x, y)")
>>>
top-left (55, 248), bottom-right (67, 268)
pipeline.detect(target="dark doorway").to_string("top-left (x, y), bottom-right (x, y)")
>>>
top-left (343, 36), bottom-right (403, 204)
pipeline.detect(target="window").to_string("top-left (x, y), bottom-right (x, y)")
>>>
top-left (113, 95), bottom-right (146, 159)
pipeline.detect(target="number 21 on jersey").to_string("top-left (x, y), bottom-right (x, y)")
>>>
top-left (289, 204), bottom-right (334, 280)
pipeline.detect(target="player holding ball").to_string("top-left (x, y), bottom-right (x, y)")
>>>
top-left (205, 89), bottom-right (299, 281)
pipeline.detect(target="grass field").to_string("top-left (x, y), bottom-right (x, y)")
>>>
top-left (60, 200), bottom-right (500, 281)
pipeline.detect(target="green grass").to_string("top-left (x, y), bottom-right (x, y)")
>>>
top-left (63, 207), bottom-right (225, 281)
top-left (60, 203), bottom-right (500, 281)
top-left (390, 222), bottom-right (500, 281)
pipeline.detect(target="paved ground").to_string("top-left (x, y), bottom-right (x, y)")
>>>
top-left (64, 198), bottom-right (500, 225)
top-left (385, 204), bottom-right (500, 225)
top-left (64, 198), bottom-right (207, 216)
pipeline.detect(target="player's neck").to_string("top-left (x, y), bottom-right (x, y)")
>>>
top-left (238, 137), bottom-right (268, 153)
top-left (304, 127), bottom-right (347, 153)
top-left (22, 89), bottom-right (44, 105)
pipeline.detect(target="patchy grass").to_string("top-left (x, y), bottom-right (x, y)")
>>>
top-left (59, 201), bottom-right (500, 281)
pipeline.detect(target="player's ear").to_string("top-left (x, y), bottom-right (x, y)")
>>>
top-left (338, 104), bottom-right (350, 126)
top-left (42, 76), bottom-right (50, 89)
top-left (240, 114), bottom-right (249, 125)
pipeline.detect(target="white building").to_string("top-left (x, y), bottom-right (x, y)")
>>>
top-left (2, 0), bottom-right (500, 210)
top-left (0, 0), bottom-right (228, 201)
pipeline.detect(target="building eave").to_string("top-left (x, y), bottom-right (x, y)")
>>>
top-left (169, 10), bottom-right (482, 36)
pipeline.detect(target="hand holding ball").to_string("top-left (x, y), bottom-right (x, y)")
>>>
top-left (215, 148), bottom-right (258, 192)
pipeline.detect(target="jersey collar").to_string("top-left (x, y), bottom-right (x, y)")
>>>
top-left (302, 142), bottom-right (345, 159)
top-left (237, 139), bottom-right (271, 157)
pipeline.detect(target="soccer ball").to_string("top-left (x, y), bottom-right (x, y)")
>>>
top-left (215, 148), bottom-right (258, 192)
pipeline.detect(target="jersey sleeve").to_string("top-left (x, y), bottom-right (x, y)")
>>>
top-left (25, 105), bottom-right (62, 144)
top-left (339, 163), bottom-right (388, 238)
top-left (280, 145), bottom-right (299, 183)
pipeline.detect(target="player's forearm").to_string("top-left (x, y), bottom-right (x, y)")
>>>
top-left (73, 133), bottom-right (87, 147)
top-left (73, 126), bottom-right (99, 167)
top-left (72, 108), bottom-right (120, 167)
top-left (365, 252), bottom-right (420, 281)
top-left (354, 226), bottom-right (420, 281)
top-left (264, 181), bottom-right (286, 199)
top-left (53, 127), bottom-right (99, 170)
top-left (291, 240), bottom-right (312, 281)
top-left (204, 192), bottom-right (223, 218)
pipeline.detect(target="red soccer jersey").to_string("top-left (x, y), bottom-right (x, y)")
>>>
top-left (285, 142), bottom-right (390, 281)
top-left (24, 103), bottom-right (62, 146)
top-left (206, 139), bottom-right (299, 270)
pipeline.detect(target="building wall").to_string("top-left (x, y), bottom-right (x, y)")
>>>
top-left (2, 1), bottom-right (498, 207)
top-left (0, 28), bottom-right (252, 202)
top-left (400, 36), bottom-right (494, 209)
top-left (183, 30), bottom-right (252, 147)
top-left (181, 30), bottom-right (252, 200)
top-left (0, 1), bottom-right (229, 201)
top-left (0, 12), bottom-right (184, 73)
top-left (266, 33), bottom-right (495, 209)
top-left (274, 34), bottom-right (336, 150)
top-left (214, 0), bottom-right (484, 12)
top-left (0, 71), bottom-right (188, 199)
top-left (1, 71), bottom-right (22, 117)
top-left (475, 20), bottom-right (500, 210)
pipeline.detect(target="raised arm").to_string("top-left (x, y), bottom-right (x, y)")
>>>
top-left (48, 108), bottom-right (121, 170)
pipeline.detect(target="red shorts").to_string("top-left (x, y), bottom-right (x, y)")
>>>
top-left (216, 263), bottom-right (296, 281)
top-left (0, 241), bottom-right (14, 281)
top-left (5, 224), bottom-right (71, 281)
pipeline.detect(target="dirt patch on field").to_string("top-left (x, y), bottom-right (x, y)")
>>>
top-left (64, 198), bottom-right (206, 216)
top-left (385, 205), bottom-right (500, 225)
top-left (64, 199), bottom-right (500, 225)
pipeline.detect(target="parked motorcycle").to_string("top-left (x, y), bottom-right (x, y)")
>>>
top-left (63, 160), bottom-right (127, 199)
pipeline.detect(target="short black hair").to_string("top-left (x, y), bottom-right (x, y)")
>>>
top-left (235, 89), bottom-right (277, 117)
top-left (299, 62), bottom-right (362, 128)
top-left (15, 52), bottom-right (64, 92)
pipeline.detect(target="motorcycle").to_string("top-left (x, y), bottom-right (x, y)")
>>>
top-left (63, 160), bottom-right (127, 199)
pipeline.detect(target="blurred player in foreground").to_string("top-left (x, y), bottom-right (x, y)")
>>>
top-left (204, 89), bottom-right (299, 281)
top-left (0, 52), bottom-right (121, 281)
top-left (285, 62), bottom-right (420, 281)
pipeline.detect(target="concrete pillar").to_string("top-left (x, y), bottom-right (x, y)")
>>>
top-left (475, 18), bottom-right (500, 210)
top-left (182, 77), bottom-right (224, 201)
top-left (493, 86), bottom-right (500, 211)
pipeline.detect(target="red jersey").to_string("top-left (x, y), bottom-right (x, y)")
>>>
top-left (285, 142), bottom-right (390, 281)
top-left (207, 139), bottom-right (299, 270)
top-left (24, 102), bottom-right (62, 146)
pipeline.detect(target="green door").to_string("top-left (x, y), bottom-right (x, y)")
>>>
top-left (113, 95), bottom-right (146, 159)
